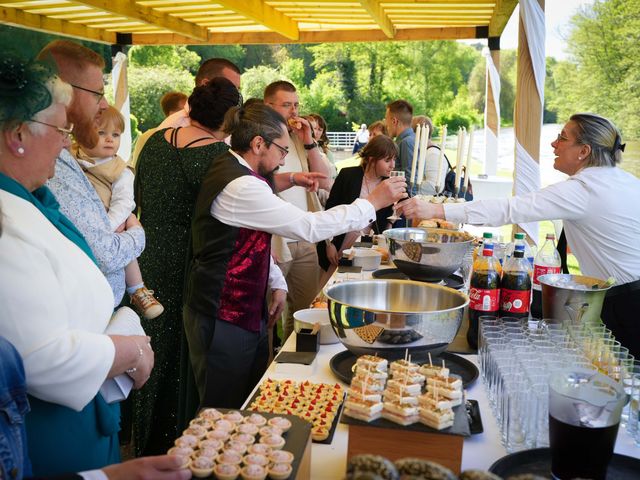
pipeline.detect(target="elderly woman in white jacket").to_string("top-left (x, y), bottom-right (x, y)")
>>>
top-left (0, 56), bottom-right (156, 476)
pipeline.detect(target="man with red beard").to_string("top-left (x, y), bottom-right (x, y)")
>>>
top-left (40, 40), bottom-right (145, 307)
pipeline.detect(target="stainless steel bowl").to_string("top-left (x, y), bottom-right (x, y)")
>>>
top-left (324, 279), bottom-right (469, 357)
top-left (383, 227), bottom-right (474, 282)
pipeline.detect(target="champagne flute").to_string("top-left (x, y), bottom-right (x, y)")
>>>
top-left (387, 170), bottom-right (405, 222)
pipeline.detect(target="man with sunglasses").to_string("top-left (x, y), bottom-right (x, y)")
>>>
top-left (40, 40), bottom-right (146, 309)
top-left (263, 81), bottom-right (332, 344)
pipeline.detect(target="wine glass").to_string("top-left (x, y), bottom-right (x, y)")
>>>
top-left (387, 170), bottom-right (405, 222)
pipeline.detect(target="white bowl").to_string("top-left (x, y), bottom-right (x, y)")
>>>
top-left (293, 308), bottom-right (339, 344)
top-left (347, 248), bottom-right (382, 271)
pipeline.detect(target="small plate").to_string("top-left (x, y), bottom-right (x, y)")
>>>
top-left (489, 447), bottom-right (640, 479)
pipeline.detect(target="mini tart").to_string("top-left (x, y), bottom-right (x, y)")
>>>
top-left (183, 425), bottom-right (208, 439)
top-left (240, 464), bottom-right (267, 480)
top-left (247, 443), bottom-right (272, 456)
top-left (242, 453), bottom-right (269, 467)
top-left (269, 450), bottom-right (294, 464)
top-left (225, 440), bottom-right (248, 455)
top-left (213, 462), bottom-right (241, 480)
top-left (190, 456), bottom-right (214, 478)
top-left (217, 451), bottom-right (243, 465)
top-left (258, 426), bottom-right (282, 438)
top-left (199, 438), bottom-right (224, 451)
top-left (215, 419), bottom-right (236, 431)
top-left (167, 446), bottom-right (194, 458)
top-left (224, 411), bottom-right (245, 424)
top-left (259, 434), bottom-right (285, 450)
top-left (193, 446), bottom-right (218, 460)
top-left (311, 425), bottom-right (330, 442)
top-left (267, 417), bottom-right (292, 432)
top-left (237, 423), bottom-right (260, 436)
top-left (231, 432), bottom-right (256, 445)
top-left (207, 428), bottom-right (231, 442)
top-left (268, 463), bottom-right (293, 480)
top-left (174, 434), bottom-right (199, 448)
top-left (244, 413), bottom-right (267, 427)
top-left (189, 417), bottom-right (212, 430)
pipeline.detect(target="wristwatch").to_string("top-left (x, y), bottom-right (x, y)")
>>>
top-left (303, 141), bottom-right (317, 150)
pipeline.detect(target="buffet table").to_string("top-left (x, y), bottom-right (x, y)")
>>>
top-left (242, 262), bottom-right (640, 479)
top-left (244, 334), bottom-right (639, 479)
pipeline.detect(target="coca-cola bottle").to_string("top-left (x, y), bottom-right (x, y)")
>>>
top-left (505, 232), bottom-right (535, 269)
top-left (468, 232), bottom-right (501, 349)
top-left (500, 244), bottom-right (532, 319)
top-left (531, 233), bottom-right (561, 318)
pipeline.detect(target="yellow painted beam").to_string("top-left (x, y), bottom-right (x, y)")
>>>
top-left (132, 25), bottom-right (477, 45)
top-left (215, 0), bottom-right (299, 40)
top-left (488, 0), bottom-right (517, 37)
top-left (0, 4), bottom-right (116, 43)
top-left (73, 0), bottom-right (209, 41)
top-left (359, 0), bottom-right (395, 38)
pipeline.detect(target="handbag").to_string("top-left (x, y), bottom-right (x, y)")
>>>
top-left (431, 145), bottom-right (473, 201)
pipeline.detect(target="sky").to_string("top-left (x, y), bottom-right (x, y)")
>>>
top-left (499, 0), bottom-right (595, 59)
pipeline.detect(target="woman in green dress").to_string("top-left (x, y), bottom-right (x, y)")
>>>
top-left (133, 77), bottom-right (240, 455)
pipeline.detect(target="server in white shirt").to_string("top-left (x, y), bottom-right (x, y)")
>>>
top-left (183, 103), bottom-right (406, 408)
top-left (399, 113), bottom-right (640, 358)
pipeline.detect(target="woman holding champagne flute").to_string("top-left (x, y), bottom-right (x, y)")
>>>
top-left (317, 135), bottom-right (398, 284)
top-left (397, 113), bottom-right (640, 358)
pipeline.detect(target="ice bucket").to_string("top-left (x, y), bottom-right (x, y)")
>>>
top-left (539, 274), bottom-right (612, 325)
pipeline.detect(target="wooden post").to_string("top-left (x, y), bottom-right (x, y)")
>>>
top-left (484, 37), bottom-right (500, 176)
top-left (513, 0), bottom-right (545, 243)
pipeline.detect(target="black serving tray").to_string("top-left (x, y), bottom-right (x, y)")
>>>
top-left (329, 350), bottom-right (479, 388)
top-left (372, 268), bottom-right (465, 290)
top-left (489, 447), bottom-right (640, 479)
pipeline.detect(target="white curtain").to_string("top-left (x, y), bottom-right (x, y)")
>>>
top-left (483, 47), bottom-right (501, 176)
top-left (514, 0), bottom-right (545, 244)
top-left (112, 51), bottom-right (132, 162)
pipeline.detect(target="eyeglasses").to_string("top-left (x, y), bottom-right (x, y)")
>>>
top-left (28, 120), bottom-right (74, 139)
top-left (270, 102), bottom-right (301, 110)
top-left (555, 133), bottom-right (570, 143)
top-left (269, 140), bottom-right (289, 159)
top-left (70, 83), bottom-right (105, 104)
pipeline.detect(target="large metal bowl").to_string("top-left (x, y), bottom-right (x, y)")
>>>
top-left (324, 279), bottom-right (468, 357)
top-left (383, 227), bottom-right (474, 282)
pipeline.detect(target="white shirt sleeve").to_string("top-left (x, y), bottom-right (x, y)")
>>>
top-left (443, 176), bottom-right (589, 226)
top-left (79, 470), bottom-right (109, 480)
top-left (211, 175), bottom-right (377, 244)
top-left (107, 168), bottom-right (135, 230)
top-left (268, 256), bottom-right (288, 292)
top-left (423, 147), bottom-right (446, 191)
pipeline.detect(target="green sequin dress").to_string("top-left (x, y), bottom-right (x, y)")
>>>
top-left (132, 128), bottom-right (229, 455)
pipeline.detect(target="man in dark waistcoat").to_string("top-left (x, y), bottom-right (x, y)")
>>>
top-left (183, 103), bottom-right (407, 409)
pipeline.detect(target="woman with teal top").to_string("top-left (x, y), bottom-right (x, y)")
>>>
top-left (0, 56), bottom-right (154, 475)
top-left (133, 77), bottom-right (240, 455)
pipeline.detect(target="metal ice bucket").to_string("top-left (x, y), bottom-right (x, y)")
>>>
top-left (539, 274), bottom-right (612, 325)
top-left (324, 279), bottom-right (468, 357)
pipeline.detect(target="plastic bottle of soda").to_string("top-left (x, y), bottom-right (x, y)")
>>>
top-left (531, 233), bottom-right (561, 318)
top-left (500, 244), bottom-right (532, 319)
top-left (468, 232), bottom-right (501, 349)
top-left (505, 232), bottom-right (535, 269)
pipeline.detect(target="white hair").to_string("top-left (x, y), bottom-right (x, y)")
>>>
top-left (26, 76), bottom-right (73, 136)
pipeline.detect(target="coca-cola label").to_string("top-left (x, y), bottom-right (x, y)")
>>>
top-left (533, 265), bottom-right (561, 285)
top-left (469, 287), bottom-right (500, 312)
top-left (500, 288), bottom-right (531, 314)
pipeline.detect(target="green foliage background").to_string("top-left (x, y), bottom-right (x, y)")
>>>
top-left (1, 0), bottom-right (638, 138)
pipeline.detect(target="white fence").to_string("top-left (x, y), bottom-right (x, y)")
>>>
top-left (327, 131), bottom-right (356, 150)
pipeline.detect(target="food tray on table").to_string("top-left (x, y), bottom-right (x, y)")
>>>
top-left (330, 350), bottom-right (479, 387)
top-left (173, 407), bottom-right (310, 480)
top-left (489, 447), bottom-right (640, 479)
top-left (246, 378), bottom-right (346, 445)
top-left (372, 269), bottom-right (465, 290)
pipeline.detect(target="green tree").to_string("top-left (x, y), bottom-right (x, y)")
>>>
top-left (240, 65), bottom-right (284, 100)
top-left (129, 45), bottom-right (200, 73)
top-left (126, 66), bottom-right (194, 131)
